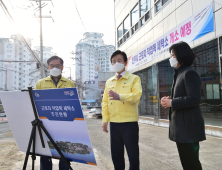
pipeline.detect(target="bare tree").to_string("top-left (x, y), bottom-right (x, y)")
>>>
top-left (95, 90), bottom-right (103, 101)
top-left (29, 63), bottom-right (49, 86)
top-left (71, 78), bottom-right (87, 99)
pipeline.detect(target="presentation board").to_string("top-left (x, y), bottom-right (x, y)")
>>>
top-left (0, 88), bottom-right (97, 166)
top-left (0, 91), bottom-right (52, 156)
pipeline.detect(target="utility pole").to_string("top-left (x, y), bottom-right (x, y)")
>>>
top-left (39, 0), bottom-right (43, 78)
top-left (30, 0), bottom-right (53, 78)
top-left (5, 68), bottom-right (7, 91)
top-left (2, 67), bottom-right (7, 91)
top-left (0, 67), bottom-right (8, 91)
top-left (70, 51), bottom-right (83, 105)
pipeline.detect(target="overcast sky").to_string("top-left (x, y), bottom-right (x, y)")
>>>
top-left (0, 0), bottom-right (115, 78)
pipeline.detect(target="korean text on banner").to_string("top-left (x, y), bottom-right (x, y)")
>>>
top-left (127, 2), bottom-right (214, 71)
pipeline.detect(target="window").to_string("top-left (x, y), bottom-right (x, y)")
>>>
top-left (155, 1), bottom-right (161, 12)
top-left (123, 32), bottom-right (130, 42)
top-left (118, 39), bottom-right (123, 47)
top-left (131, 4), bottom-right (139, 26)
top-left (155, 0), bottom-right (169, 13)
top-left (123, 15), bottom-right (130, 34)
top-left (140, 0), bottom-right (150, 16)
top-left (117, 24), bottom-right (123, 40)
top-left (140, 0), bottom-right (150, 26)
top-left (206, 84), bottom-right (220, 99)
top-left (219, 37), bottom-right (222, 55)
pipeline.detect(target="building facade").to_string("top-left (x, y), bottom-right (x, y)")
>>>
top-left (75, 32), bottom-right (115, 100)
top-left (115, 0), bottom-right (222, 131)
top-left (0, 35), bottom-right (32, 91)
top-left (0, 35), bottom-right (55, 90)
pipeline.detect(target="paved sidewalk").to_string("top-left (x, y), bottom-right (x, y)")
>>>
top-left (1, 113), bottom-right (222, 170)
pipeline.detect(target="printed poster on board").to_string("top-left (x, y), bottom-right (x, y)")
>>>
top-left (32, 88), bottom-right (97, 166)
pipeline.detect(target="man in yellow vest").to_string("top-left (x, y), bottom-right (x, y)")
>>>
top-left (35, 56), bottom-right (74, 170)
top-left (102, 50), bottom-right (142, 170)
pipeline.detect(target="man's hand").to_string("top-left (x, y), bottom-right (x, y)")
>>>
top-left (109, 90), bottom-right (119, 100)
top-left (102, 122), bottom-right (108, 133)
top-left (161, 96), bottom-right (171, 109)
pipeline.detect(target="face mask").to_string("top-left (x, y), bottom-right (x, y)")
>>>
top-left (112, 62), bottom-right (125, 72)
top-left (169, 58), bottom-right (178, 68)
top-left (50, 68), bottom-right (61, 77)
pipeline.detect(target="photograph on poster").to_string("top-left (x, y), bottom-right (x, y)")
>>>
top-left (42, 119), bottom-right (96, 165)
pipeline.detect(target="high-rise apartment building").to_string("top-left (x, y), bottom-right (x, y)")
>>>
top-left (0, 35), bottom-right (32, 91)
top-left (75, 32), bottom-right (115, 83)
top-left (75, 32), bottom-right (115, 100)
top-left (0, 34), bottom-right (55, 90)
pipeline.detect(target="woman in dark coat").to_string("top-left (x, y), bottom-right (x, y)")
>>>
top-left (161, 42), bottom-right (206, 170)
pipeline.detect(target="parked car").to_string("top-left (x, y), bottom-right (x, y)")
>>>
top-left (0, 110), bottom-right (6, 117)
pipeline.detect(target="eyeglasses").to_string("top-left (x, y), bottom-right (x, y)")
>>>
top-left (49, 64), bottom-right (61, 68)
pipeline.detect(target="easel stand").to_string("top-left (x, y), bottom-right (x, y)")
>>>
top-left (22, 87), bottom-right (73, 170)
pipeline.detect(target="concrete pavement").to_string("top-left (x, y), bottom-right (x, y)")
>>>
top-left (0, 111), bottom-right (222, 169)
top-left (85, 112), bottom-right (222, 170)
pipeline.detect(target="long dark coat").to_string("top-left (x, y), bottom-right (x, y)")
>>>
top-left (169, 64), bottom-right (206, 143)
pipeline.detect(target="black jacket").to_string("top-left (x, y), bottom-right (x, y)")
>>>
top-left (169, 64), bottom-right (206, 143)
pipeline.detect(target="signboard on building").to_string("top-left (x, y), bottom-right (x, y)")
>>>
top-left (127, 2), bottom-right (214, 71)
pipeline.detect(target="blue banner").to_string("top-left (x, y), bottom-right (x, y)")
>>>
top-left (32, 88), bottom-right (83, 121)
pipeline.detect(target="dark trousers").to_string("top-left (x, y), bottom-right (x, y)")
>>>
top-left (40, 157), bottom-right (70, 170)
top-left (176, 142), bottom-right (202, 170)
top-left (110, 122), bottom-right (139, 170)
